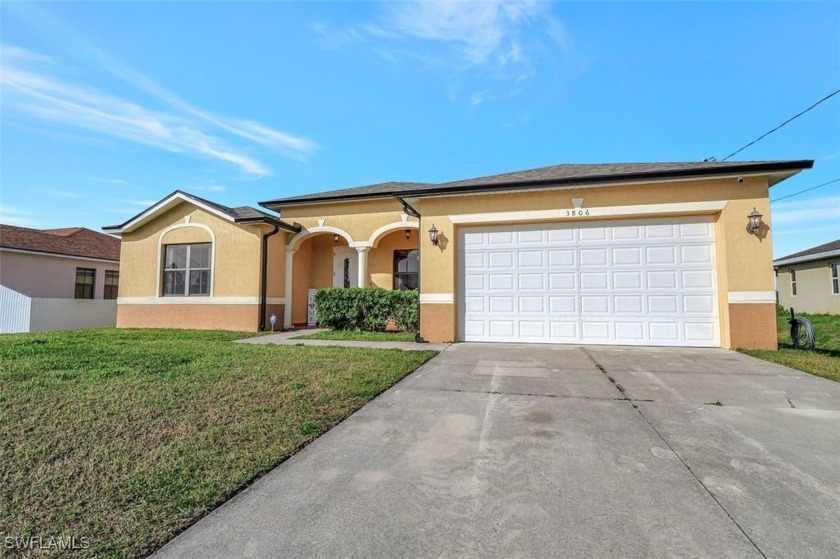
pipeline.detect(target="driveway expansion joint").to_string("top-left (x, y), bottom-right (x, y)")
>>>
top-left (580, 347), bottom-right (769, 559)
top-left (405, 385), bottom-right (655, 403)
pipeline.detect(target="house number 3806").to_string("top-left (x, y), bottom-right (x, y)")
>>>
top-left (566, 209), bottom-right (590, 216)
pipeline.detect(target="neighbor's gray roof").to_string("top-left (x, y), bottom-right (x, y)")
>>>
top-left (774, 239), bottom-right (840, 266)
top-left (260, 160), bottom-right (813, 208)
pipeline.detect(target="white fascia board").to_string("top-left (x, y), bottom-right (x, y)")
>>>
top-left (774, 249), bottom-right (840, 267)
top-left (106, 193), bottom-right (236, 234)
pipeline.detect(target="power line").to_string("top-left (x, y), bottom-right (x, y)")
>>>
top-left (721, 88), bottom-right (840, 161)
top-left (770, 177), bottom-right (840, 202)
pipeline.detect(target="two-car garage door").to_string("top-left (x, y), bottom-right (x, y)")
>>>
top-left (458, 216), bottom-right (720, 347)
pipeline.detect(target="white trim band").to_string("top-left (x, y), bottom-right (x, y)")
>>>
top-left (727, 291), bottom-right (776, 304)
top-left (774, 248), bottom-right (840, 267)
top-left (118, 297), bottom-right (286, 305)
top-left (419, 293), bottom-right (454, 304)
top-left (0, 247), bottom-right (119, 264)
top-left (449, 200), bottom-right (728, 225)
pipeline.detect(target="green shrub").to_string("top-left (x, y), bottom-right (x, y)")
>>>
top-left (313, 288), bottom-right (419, 332)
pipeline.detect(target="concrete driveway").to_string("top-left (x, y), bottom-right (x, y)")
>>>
top-left (154, 344), bottom-right (840, 558)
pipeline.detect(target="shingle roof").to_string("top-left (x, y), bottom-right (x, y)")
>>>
top-left (0, 224), bottom-right (121, 261)
top-left (269, 182), bottom-right (431, 204)
top-left (775, 239), bottom-right (840, 265)
top-left (103, 190), bottom-right (299, 233)
top-left (175, 191), bottom-right (280, 222)
top-left (260, 160), bottom-right (813, 208)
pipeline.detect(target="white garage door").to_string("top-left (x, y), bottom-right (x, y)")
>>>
top-left (458, 216), bottom-right (720, 347)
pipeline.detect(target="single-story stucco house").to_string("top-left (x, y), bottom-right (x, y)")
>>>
top-left (0, 225), bottom-right (121, 333)
top-left (775, 238), bottom-right (840, 315)
top-left (103, 160), bottom-right (814, 349)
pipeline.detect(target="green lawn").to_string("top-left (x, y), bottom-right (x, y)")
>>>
top-left (296, 330), bottom-right (417, 342)
top-left (739, 311), bottom-right (840, 382)
top-left (0, 328), bottom-right (436, 558)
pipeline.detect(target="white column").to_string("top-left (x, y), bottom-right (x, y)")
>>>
top-left (284, 247), bottom-right (296, 328)
top-left (356, 247), bottom-right (369, 288)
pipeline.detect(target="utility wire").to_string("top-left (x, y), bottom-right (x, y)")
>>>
top-left (770, 177), bottom-right (840, 202)
top-left (721, 88), bottom-right (840, 161)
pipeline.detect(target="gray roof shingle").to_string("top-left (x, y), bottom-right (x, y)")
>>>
top-left (775, 239), bottom-right (840, 264)
top-left (260, 160), bottom-right (813, 208)
top-left (104, 191), bottom-right (299, 232)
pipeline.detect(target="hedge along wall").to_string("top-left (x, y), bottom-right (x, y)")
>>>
top-left (313, 288), bottom-right (419, 332)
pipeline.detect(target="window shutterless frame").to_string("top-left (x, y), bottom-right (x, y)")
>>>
top-left (104, 270), bottom-right (119, 300)
top-left (393, 249), bottom-right (419, 291)
top-left (831, 262), bottom-right (839, 295)
top-left (790, 269), bottom-right (797, 297)
top-left (75, 268), bottom-right (96, 299)
top-left (162, 243), bottom-right (211, 296)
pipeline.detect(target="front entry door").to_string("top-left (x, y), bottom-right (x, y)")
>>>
top-left (333, 248), bottom-right (358, 288)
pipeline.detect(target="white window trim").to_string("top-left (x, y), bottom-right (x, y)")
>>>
top-left (830, 262), bottom-right (839, 295)
top-left (157, 223), bottom-right (216, 298)
top-left (790, 269), bottom-right (797, 297)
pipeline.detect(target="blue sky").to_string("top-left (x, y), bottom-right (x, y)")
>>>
top-left (1, 1), bottom-right (838, 258)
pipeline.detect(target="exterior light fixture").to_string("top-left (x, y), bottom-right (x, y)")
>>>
top-left (747, 208), bottom-right (763, 234)
top-left (405, 229), bottom-right (412, 240)
top-left (333, 234), bottom-right (339, 243)
top-left (428, 224), bottom-right (439, 246)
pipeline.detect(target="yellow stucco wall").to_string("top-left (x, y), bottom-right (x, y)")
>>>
top-left (409, 176), bottom-right (775, 346)
top-left (119, 174), bottom-right (782, 346)
top-left (777, 260), bottom-right (840, 314)
top-left (119, 202), bottom-right (272, 298)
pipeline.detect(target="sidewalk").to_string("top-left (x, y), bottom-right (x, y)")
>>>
top-left (236, 329), bottom-right (450, 352)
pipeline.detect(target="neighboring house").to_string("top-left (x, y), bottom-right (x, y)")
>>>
top-left (104, 160), bottom-right (813, 349)
top-left (775, 239), bottom-right (840, 315)
top-left (0, 225), bottom-right (121, 333)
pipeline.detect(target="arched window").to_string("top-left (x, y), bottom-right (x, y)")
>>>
top-left (393, 250), bottom-right (419, 290)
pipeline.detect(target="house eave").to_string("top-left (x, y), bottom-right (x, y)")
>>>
top-left (260, 160), bottom-right (813, 210)
top-left (774, 249), bottom-right (840, 267)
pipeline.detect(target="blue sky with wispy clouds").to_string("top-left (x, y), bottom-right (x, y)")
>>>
top-left (1, 1), bottom-right (838, 258)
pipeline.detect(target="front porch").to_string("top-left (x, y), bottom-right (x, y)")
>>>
top-left (284, 223), bottom-right (419, 328)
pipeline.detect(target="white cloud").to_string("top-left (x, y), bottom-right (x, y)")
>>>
top-left (189, 185), bottom-right (226, 192)
top-left (378, 1), bottom-right (564, 68)
top-left (771, 194), bottom-right (840, 225)
top-left (92, 52), bottom-right (316, 160)
top-left (124, 199), bottom-right (157, 206)
top-left (0, 45), bottom-right (316, 176)
top-left (0, 204), bottom-right (37, 227)
top-left (49, 190), bottom-right (84, 199)
top-left (316, 1), bottom-right (569, 92)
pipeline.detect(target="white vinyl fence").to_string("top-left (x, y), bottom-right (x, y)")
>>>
top-left (0, 285), bottom-right (117, 334)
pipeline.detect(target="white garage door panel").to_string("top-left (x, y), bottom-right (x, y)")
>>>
top-left (458, 216), bottom-right (720, 347)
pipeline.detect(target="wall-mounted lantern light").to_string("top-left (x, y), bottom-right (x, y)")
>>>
top-left (428, 224), bottom-right (439, 246)
top-left (405, 229), bottom-right (412, 240)
top-left (747, 208), bottom-right (763, 234)
top-left (333, 234), bottom-right (339, 243)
